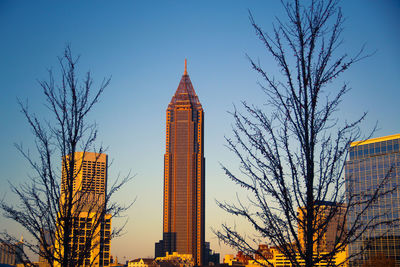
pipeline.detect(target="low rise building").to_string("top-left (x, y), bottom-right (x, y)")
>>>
top-left (227, 244), bottom-right (347, 267)
top-left (155, 252), bottom-right (194, 267)
top-left (128, 258), bottom-right (156, 267)
top-left (109, 255), bottom-right (126, 266)
top-left (0, 237), bottom-right (24, 265)
top-left (223, 251), bottom-right (251, 266)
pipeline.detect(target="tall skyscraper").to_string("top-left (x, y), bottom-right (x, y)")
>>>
top-left (56, 152), bottom-right (111, 267)
top-left (345, 134), bottom-right (400, 265)
top-left (155, 60), bottom-right (205, 266)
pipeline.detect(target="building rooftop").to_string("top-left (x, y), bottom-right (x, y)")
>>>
top-left (169, 59), bottom-right (201, 106)
top-left (129, 258), bottom-right (154, 264)
top-left (350, 133), bottom-right (400, 147)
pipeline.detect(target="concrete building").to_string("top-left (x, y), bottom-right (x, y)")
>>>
top-left (224, 201), bottom-right (349, 267)
top-left (204, 242), bottom-right (220, 265)
top-left (297, 201), bottom-right (346, 254)
top-left (345, 134), bottom-right (400, 266)
top-left (246, 249), bottom-right (347, 267)
top-left (225, 244), bottom-right (347, 267)
top-left (155, 60), bottom-right (205, 266)
top-left (60, 152), bottom-right (108, 209)
top-left (128, 258), bottom-right (156, 267)
top-left (110, 255), bottom-right (126, 267)
top-left (55, 152), bottom-right (111, 267)
top-left (0, 237), bottom-right (24, 265)
top-left (155, 252), bottom-right (194, 267)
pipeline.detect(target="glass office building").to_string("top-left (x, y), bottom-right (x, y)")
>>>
top-left (345, 134), bottom-right (400, 266)
top-left (155, 61), bottom-right (205, 266)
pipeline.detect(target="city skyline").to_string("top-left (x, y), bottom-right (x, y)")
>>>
top-left (0, 0), bottom-right (400, 261)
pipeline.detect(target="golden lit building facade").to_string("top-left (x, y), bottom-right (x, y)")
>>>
top-left (247, 250), bottom-right (347, 267)
top-left (56, 152), bottom-right (111, 267)
top-left (61, 152), bottom-right (107, 209)
top-left (346, 134), bottom-right (400, 266)
top-left (155, 252), bottom-right (195, 267)
top-left (297, 201), bottom-right (346, 254)
top-left (0, 238), bottom-right (24, 265)
top-left (228, 244), bottom-right (347, 267)
top-left (156, 61), bottom-right (205, 266)
top-left (128, 258), bottom-right (157, 267)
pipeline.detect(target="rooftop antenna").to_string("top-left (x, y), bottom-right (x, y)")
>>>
top-left (184, 58), bottom-right (188, 75)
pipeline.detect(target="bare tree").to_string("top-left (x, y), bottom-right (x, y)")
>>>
top-left (215, 1), bottom-right (396, 267)
top-left (0, 46), bottom-right (132, 267)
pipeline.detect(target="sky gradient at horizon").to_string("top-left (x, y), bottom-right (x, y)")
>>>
top-left (0, 0), bottom-right (399, 261)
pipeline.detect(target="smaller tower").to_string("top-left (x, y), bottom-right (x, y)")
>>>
top-left (55, 152), bottom-right (112, 267)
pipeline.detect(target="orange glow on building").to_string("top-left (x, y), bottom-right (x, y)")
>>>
top-left (56, 152), bottom-right (111, 267)
top-left (297, 202), bottom-right (346, 254)
top-left (61, 152), bottom-right (107, 210)
top-left (156, 61), bottom-right (205, 266)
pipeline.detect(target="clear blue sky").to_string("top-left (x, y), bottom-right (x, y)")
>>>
top-left (0, 0), bottom-right (399, 262)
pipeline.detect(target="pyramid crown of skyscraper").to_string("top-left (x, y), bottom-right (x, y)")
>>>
top-left (169, 59), bottom-right (201, 107)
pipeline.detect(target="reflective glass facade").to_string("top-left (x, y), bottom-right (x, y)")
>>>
top-left (345, 135), bottom-right (400, 266)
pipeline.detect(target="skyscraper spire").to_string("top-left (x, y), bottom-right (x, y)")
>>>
top-left (155, 63), bottom-right (205, 266)
top-left (184, 58), bottom-right (188, 75)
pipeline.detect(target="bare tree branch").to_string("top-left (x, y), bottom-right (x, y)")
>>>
top-left (214, 1), bottom-right (395, 267)
top-left (1, 46), bottom-right (133, 267)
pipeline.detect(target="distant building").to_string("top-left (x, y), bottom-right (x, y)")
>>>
top-left (235, 252), bottom-right (252, 265)
top-left (297, 201), bottom-right (346, 255)
top-left (0, 242), bottom-right (15, 265)
top-left (246, 249), bottom-right (346, 267)
top-left (110, 255), bottom-right (126, 267)
top-left (155, 252), bottom-right (194, 267)
top-left (0, 237), bottom-right (24, 265)
top-left (54, 152), bottom-right (111, 267)
top-left (155, 61), bottom-right (205, 266)
top-left (222, 254), bottom-right (235, 265)
top-left (226, 244), bottom-right (347, 267)
top-left (254, 244), bottom-right (273, 261)
top-left (38, 229), bottom-right (53, 264)
top-left (252, 201), bottom-right (348, 266)
top-left (204, 242), bottom-right (220, 265)
top-left (345, 134), bottom-right (400, 266)
top-left (223, 199), bottom-right (348, 267)
top-left (223, 251), bottom-right (251, 266)
top-left (128, 258), bottom-right (156, 267)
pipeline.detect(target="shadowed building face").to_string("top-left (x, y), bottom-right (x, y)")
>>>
top-left (159, 60), bottom-right (205, 266)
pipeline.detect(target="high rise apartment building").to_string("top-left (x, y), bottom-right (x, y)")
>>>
top-left (56, 152), bottom-right (111, 267)
top-left (345, 134), bottom-right (400, 265)
top-left (155, 61), bottom-right (205, 266)
top-left (61, 152), bottom-right (107, 208)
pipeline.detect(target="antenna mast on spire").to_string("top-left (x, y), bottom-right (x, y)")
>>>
top-left (184, 58), bottom-right (188, 75)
